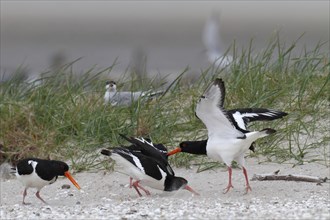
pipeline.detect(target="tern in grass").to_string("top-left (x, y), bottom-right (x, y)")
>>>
top-left (104, 81), bottom-right (164, 106)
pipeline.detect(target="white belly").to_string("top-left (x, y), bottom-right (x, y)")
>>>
top-left (16, 170), bottom-right (56, 190)
top-left (139, 175), bottom-right (165, 191)
top-left (206, 137), bottom-right (251, 166)
top-left (112, 154), bottom-right (165, 191)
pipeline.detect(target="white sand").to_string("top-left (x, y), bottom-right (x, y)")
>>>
top-left (1, 159), bottom-right (329, 219)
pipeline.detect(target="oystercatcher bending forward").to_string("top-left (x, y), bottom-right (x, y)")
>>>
top-left (169, 78), bottom-right (283, 194)
top-left (12, 158), bottom-right (81, 205)
top-left (101, 135), bottom-right (199, 197)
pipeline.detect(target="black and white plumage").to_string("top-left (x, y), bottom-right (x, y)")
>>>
top-left (168, 86), bottom-right (287, 155)
top-left (119, 134), bottom-right (168, 158)
top-left (101, 135), bottom-right (199, 197)
top-left (197, 78), bottom-right (279, 193)
top-left (227, 108), bottom-right (288, 133)
top-left (12, 158), bottom-right (81, 205)
top-left (104, 81), bottom-right (164, 106)
top-left (167, 108), bottom-right (287, 153)
top-left (170, 78), bottom-right (284, 194)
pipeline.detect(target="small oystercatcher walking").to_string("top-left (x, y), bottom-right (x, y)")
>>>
top-left (101, 135), bottom-right (199, 197)
top-left (169, 78), bottom-right (285, 194)
top-left (12, 158), bottom-right (81, 205)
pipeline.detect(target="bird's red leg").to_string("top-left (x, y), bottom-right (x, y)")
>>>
top-left (223, 166), bottom-right (234, 194)
top-left (131, 181), bottom-right (143, 197)
top-left (242, 167), bottom-right (252, 194)
top-left (132, 181), bottom-right (151, 196)
top-left (35, 191), bottom-right (48, 204)
top-left (132, 184), bottom-right (142, 196)
top-left (129, 177), bottom-right (133, 188)
top-left (22, 188), bottom-right (30, 205)
top-left (136, 184), bottom-right (151, 196)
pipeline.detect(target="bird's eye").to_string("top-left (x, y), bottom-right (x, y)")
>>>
top-left (198, 95), bottom-right (205, 102)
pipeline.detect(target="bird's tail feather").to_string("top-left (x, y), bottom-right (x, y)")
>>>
top-left (145, 90), bottom-right (164, 98)
top-left (261, 128), bottom-right (277, 135)
top-left (247, 128), bottom-right (276, 141)
top-left (101, 149), bottom-right (112, 156)
top-left (10, 167), bottom-right (17, 174)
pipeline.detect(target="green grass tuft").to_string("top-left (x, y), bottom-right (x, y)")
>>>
top-left (1, 35), bottom-right (329, 170)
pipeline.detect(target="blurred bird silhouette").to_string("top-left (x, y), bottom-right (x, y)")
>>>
top-left (203, 12), bottom-right (233, 68)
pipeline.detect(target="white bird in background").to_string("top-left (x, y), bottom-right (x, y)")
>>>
top-left (104, 81), bottom-right (164, 106)
top-left (202, 12), bottom-right (233, 68)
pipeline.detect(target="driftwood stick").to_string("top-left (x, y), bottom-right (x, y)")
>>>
top-left (251, 170), bottom-right (328, 184)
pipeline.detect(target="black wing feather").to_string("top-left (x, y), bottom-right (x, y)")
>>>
top-left (16, 158), bottom-right (59, 181)
top-left (119, 134), bottom-right (168, 156)
top-left (227, 108), bottom-right (288, 131)
top-left (109, 147), bottom-right (164, 180)
top-left (214, 78), bottom-right (226, 108)
top-left (120, 135), bottom-right (174, 176)
top-left (132, 151), bottom-right (163, 180)
top-left (214, 78), bottom-right (240, 129)
top-left (16, 158), bottom-right (34, 175)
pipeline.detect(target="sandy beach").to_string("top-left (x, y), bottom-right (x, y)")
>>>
top-left (1, 158), bottom-right (329, 220)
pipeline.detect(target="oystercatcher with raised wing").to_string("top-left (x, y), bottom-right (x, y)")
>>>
top-left (169, 78), bottom-right (283, 194)
top-left (168, 107), bottom-right (287, 155)
top-left (12, 158), bottom-right (81, 205)
top-left (101, 135), bottom-right (199, 197)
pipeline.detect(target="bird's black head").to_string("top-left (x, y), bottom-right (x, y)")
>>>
top-left (50, 160), bottom-right (81, 190)
top-left (179, 140), bottom-right (207, 155)
top-left (50, 160), bottom-right (69, 176)
top-left (164, 176), bottom-right (188, 191)
top-left (105, 81), bottom-right (116, 91)
top-left (106, 81), bottom-right (116, 86)
top-left (164, 176), bottom-right (200, 195)
top-left (167, 140), bottom-right (207, 156)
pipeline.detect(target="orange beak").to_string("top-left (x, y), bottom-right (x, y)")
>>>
top-left (64, 171), bottom-right (81, 190)
top-left (184, 185), bottom-right (200, 196)
top-left (167, 147), bottom-right (182, 156)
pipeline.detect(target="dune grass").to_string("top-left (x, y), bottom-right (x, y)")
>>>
top-left (0, 35), bottom-right (329, 171)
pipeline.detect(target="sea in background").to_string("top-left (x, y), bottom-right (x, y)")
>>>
top-left (1, 1), bottom-right (329, 83)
